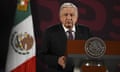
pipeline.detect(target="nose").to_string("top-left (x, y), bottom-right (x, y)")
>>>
top-left (66, 14), bottom-right (72, 20)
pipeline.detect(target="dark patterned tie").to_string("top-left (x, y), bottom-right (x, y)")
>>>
top-left (67, 30), bottom-right (73, 40)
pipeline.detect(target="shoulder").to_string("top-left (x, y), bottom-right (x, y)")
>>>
top-left (45, 24), bottom-right (62, 32)
top-left (76, 24), bottom-right (93, 38)
top-left (76, 24), bottom-right (90, 30)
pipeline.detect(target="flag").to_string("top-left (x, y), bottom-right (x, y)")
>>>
top-left (5, 0), bottom-right (36, 72)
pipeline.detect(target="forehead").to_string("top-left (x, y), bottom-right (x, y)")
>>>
top-left (60, 7), bottom-right (77, 13)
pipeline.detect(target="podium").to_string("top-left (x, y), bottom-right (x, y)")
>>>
top-left (66, 40), bottom-right (120, 72)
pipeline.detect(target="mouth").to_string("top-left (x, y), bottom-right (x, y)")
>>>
top-left (66, 19), bottom-right (73, 24)
top-left (65, 20), bottom-right (73, 28)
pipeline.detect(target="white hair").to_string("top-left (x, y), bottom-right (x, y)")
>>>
top-left (60, 2), bottom-right (78, 11)
top-left (60, 2), bottom-right (78, 16)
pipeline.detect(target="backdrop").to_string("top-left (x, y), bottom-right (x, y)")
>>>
top-left (30, 0), bottom-right (120, 72)
top-left (1, 0), bottom-right (120, 72)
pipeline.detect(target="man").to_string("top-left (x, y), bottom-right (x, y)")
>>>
top-left (39, 2), bottom-right (92, 72)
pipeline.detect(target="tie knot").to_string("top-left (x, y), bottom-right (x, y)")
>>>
top-left (67, 30), bottom-right (73, 33)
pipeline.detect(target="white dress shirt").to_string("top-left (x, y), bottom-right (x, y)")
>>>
top-left (62, 25), bottom-right (76, 40)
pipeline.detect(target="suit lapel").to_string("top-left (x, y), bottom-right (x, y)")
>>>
top-left (58, 24), bottom-right (67, 40)
top-left (75, 24), bottom-right (83, 40)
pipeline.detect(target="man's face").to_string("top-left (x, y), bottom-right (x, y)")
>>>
top-left (60, 7), bottom-right (78, 29)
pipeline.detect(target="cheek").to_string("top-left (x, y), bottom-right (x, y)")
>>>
top-left (73, 17), bottom-right (78, 23)
top-left (60, 17), bottom-right (65, 23)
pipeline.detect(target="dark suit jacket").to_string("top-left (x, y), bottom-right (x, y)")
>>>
top-left (39, 23), bottom-right (92, 72)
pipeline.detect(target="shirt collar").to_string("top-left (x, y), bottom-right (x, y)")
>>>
top-left (62, 24), bottom-right (76, 32)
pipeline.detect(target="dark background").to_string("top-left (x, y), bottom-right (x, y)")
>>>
top-left (1, 0), bottom-right (16, 71)
top-left (1, 0), bottom-right (120, 72)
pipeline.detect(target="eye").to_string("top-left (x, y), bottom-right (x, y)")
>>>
top-left (70, 14), bottom-right (74, 17)
top-left (64, 13), bottom-right (68, 16)
top-left (63, 13), bottom-right (75, 17)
